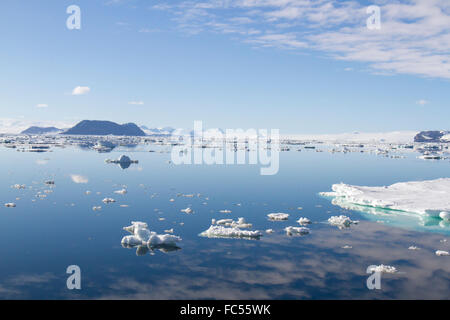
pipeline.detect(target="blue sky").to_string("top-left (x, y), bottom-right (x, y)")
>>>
top-left (0, 0), bottom-right (449, 133)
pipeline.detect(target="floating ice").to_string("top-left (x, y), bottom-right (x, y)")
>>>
top-left (268, 213), bottom-right (289, 221)
top-left (439, 212), bottom-right (450, 221)
top-left (219, 209), bottom-right (232, 213)
top-left (12, 184), bottom-right (26, 189)
top-left (92, 206), bottom-right (102, 211)
top-left (213, 217), bottom-right (252, 229)
top-left (435, 250), bottom-right (449, 256)
top-left (122, 221), bottom-right (181, 247)
top-left (321, 178), bottom-right (450, 219)
top-left (328, 215), bottom-right (358, 228)
top-left (368, 265), bottom-right (397, 274)
top-left (200, 225), bottom-right (262, 239)
top-left (180, 207), bottom-right (193, 214)
top-left (266, 229), bottom-right (274, 234)
top-left (284, 226), bottom-right (310, 236)
top-left (408, 246), bottom-right (420, 250)
top-left (102, 198), bottom-right (116, 203)
top-left (114, 188), bottom-right (127, 195)
top-left (297, 217), bottom-right (311, 225)
top-left (5, 203), bottom-right (16, 208)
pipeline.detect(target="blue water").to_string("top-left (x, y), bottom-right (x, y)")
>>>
top-left (0, 146), bottom-right (449, 299)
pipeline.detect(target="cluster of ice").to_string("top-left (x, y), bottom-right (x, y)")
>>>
top-left (328, 215), bottom-right (358, 228)
top-left (212, 218), bottom-right (252, 229)
top-left (102, 198), bottom-right (116, 203)
top-left (114, 188), bottom-right (127, 195)
top-left (180, 207), bottom-right (193, 214)
top-left (121, 221), bottom-right (181, 247)
top-left (297, 217), bottom-right (311, 225)
top-left (267, 213), bottom-right (289, 221)
top-left (200, 225), bottom-right (262, 239)
top-left (321, 178), bottom-right (450, 219)
top-left (5, 203), bottom-right (16, 208)
top-left (435, 250), bottom-right (449, 256)
top-left (368, 265), bottom-right (398, 274)
top-left (284, 226), bottom-right (310, 236)
top-left (12, 184), bottom-right (26, 189)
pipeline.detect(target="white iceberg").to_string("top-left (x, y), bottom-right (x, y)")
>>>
top-left (5, 203), bottom-right (16, 208)
top-left (102, 198), bottom-right (116, 203)
top-left (321, 178), bottom-right (450, 219)
top-left (199, 225), bottom-right (262, 239)
top-left (267, 213), bottom-right (289, 221)
top-left (284, 226), bottom-right (310, 236)
top-left (297, 217), bottom-right (311, 225)
top-left (121, 221), bottom-right (181, 247)
top-left (212, 218), bottom-right (252, 229)
top-left (114, 188), bottom-right (127, 195)
top-left (328, 215), bottom-right (358, 228)
top-left (435, 250), bottom-right (449, 256)
top-left (368, 265), bottom-right (397, 274)
top-left (180, 207), bottom-right (193, 214)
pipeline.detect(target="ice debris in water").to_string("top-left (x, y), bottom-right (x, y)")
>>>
top-left (408, 246), bottom-right (420, 250)
top-left (212, 218), bottom-right (252, 229)
top-left (328, 215), bottom-right (358, 228)
top-left (439, 212), bottom-right (450, 221)
top-left (321, 178), bottom-right (450, 219)
top-left (219, 209), bottom-right (232, 213)
top-left (297, 217), bottom-right (311, 225)
top-left (266, 229), bottom-right (274, 234)
top-left (200, 225), bottom-right (262, 239)
top-left (114, 189), bottom-right (127, 195)
top-left (121, 221), bottom-right (181, 247)
top-left (92, 206), bottom-right (102, 211)
top-left (435, 250), bottom-right (449, 256)
top-left (368, 265), bottom-right (397, 274)
top-left (5, 203), bottom-right (16, 208)
top-left (284, 226), bottom-right (310, 236)
top-left (102, 198), bottom-right (116, 203)
top-left (12, 184), bottom-right (26, 189)
top-left (267, 213), bottom-right (289, 221)
top-left (180, 207), bottom-right (193, 214)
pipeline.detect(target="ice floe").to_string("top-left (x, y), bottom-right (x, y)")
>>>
top-left (212, 218), bottom-right (252, 229)
top-left (297, 217), bottom-right (311, 225)
top-left (284, 226), bottom-right (310, 236)
top-left (5, 203), bottom-right (16, 208)
top-left (180, 207), bottom-right (193, 214)
top-left (200, 225), bottom-right (262, 240)
top-left (121, 221), bottom-right (181, 247)
top-left (435, 250), bottom-right (449, 256)
top-left (267, 213), bottom-right (289, 221)
top-left (368, 265), bottom-right (397, 274)
top-left (114, 188), bottom-right (127, 195)
top-left (102, 198), bottom-right (116, 203)
top-left (321, 178), bottom-right (450, 219)
top-left (328, 215), bottom-right (358, 228)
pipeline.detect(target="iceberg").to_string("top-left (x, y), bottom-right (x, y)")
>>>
top-left (435, 250), bottom-right (449, 256)
top-left (297, 217), bottom-right (311, 225)
top-left (368, 265), bottom-right (397, 274)
top-left (212, 218), bottom-right (252, 229)
top-left (321, 178), bottom-right (450, 219)
top-left (328, 215), bottom-right (358, 228)
top-left (267, 213), bottom-right (289, 221)
top-left (121, 221), bottom-right (181, 247)
top-left (199, 225), bottom-right (262, 240)
top-left (284, 226), bottom-right (310, 236)
top-left (5, 203), bottom-right (16, 208)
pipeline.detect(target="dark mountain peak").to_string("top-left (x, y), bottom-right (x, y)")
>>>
top-left (21, 126), bottom-right (62, 135)
top-left (62, 120), bottom-right (146, 136)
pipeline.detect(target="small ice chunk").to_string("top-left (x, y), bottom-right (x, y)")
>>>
top-left (45, 180), bottom-right (55, 185)
top-left (284, 226), bottom-right (310, 235)
top-left (122, 221), bottom-right (181, 247)
top-left (219, 209), bottom-right (232, 213)
top-left (268, 213), bottom-right (289, 221)
top-left (164, 228), bottom-right (174, 234)
top-left (102, 198), bottom-right (116, 203)
top-left (368, 265), bottom-right (397, 274)
top-left (180, 207), bottom-right (193, 214)
top-left (435, 250), bottom-right (449, 256)
top-left (12, 184), bottom-right (26, 189)
top-left (328, 215), bottom-right (358, 228)
top-left (214, 217), bottom-right (252, 229)
top-left (5, 203), bottom-right (16, 208)
top-left (169, 199), bottom-right (175, 202)
top-left (92, 206), bottom-right (102, 211)
top-left (121, 235), bottom-right (143, 246)
top-left (342, 245), bottom-right (352, 249)
top-left (266, 229), bottom-right (274, 234)
top-left (297, 217), bottom-right (311, 225)
top-left (439, 212), bottom-right (450, 221)
top-left (200, 225), bottom-right (262, 239)
top-left (114, 189), bottom-right (127, 195)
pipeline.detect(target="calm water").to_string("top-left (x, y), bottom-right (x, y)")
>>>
top-left (0, 145), bottom-right (449, 299)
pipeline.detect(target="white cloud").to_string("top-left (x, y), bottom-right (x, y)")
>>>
top-left (128, 101), bottom-right (144, 105)
top-left (0, 118), bottom-right (75, 134)
top-left (72, 86), bottom-right (91, 95)
top-left (36, 104), bottom-right (48, 108)
top-left (416, 99), bottom-right (430, 106)
top-left (154, 0), bottom-right (450, 79)
top-left (70, 174), bottom-right (89, 184)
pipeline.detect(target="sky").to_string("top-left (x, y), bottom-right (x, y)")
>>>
top-left (0, 0), bottom-right (449, 134)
